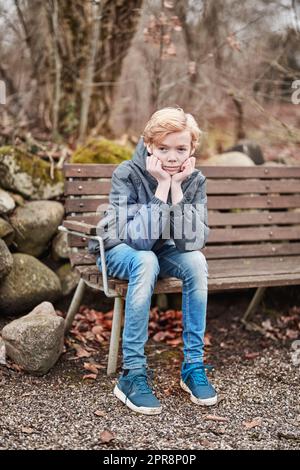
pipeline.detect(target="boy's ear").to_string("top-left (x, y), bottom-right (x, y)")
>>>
top-left (146, 144), bottom-right (152, 155)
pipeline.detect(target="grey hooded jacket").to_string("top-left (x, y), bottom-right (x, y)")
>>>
top-left (88, 136), bottom-right (210, 254)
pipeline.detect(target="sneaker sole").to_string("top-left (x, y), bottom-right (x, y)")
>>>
top-left (113, 384), bottom-right (162, 415)
top-left (180, 379), bottom-right (218, 406)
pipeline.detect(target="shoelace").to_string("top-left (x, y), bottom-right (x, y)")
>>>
top-left (125, 369), bottom-right (155, 402)
top-left (183, 364), bottom-right (214, 386)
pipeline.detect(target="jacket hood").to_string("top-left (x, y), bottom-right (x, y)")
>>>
top-left (131, 136), bottom-right (149, 170)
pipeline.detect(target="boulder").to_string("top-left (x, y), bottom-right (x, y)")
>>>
top-left (0, 253), bottom-right (62, 315)
top-left (52, 230), bottom-right (70, 260)
top-left (0, 336), bottom-right (6, 365)
top-left (1, 301), bottom-right (64, 375)
top-left (0, 239), bottom-right (13, 281)
top-left (56, 263), bottom-right (80, 296)
top-left (0, 188), bottom-right (15, 214)
top-left (203, 151), bottom-right (255, 166)
top-left (0, 146), bottom-right (63, 199)
top-left (224, 140), bottom-right (264, 165)
top-left (9, 201), bottom-right (64, 256)
top-left (0, 217), bottom-right (14, 245)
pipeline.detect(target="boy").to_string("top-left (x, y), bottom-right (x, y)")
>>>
top-left (89, 107), bottom-right (217, 415)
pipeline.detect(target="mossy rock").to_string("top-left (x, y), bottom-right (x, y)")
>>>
top-left (0, 146), bottom-right (64, 200)
top-left (71, 138), bottom-right (132, 164)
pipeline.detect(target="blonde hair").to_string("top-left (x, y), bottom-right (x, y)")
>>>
top-left (142, 106), bottom-right (202, 150)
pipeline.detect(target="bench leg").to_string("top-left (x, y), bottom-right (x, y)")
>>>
top-left (241, 286), bottom-right (267, 324)
top-left (64, 278), bottom-right (86, 333)
top-left (107, 296), bottom-right (124, 376)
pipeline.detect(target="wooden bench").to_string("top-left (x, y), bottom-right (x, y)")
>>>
top-left (59, 163), bottom-right (300, 375)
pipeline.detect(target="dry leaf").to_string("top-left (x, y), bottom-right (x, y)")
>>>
top-left (100, 430), bottom-right (115, 443)
top-left (244, 351), bottom-right (260, 360)
top-left (243, 417), bottom-right (262, 429)
top-left (199, 438), bottom-right (212, 448)
top-left (204, 415), bottom-right (229, 423)
top-left (75, 347), bottom-right (91, 358)
top-left (83, 362), bottom-right (99, 374)
top-left (21, 427), bottom-right (35, 434)
top-left (94, 410), bottom-right (106, 417)
top-left (83, 373), bottom-right (97, 380)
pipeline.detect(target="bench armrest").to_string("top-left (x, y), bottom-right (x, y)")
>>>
top-left (62, 220), bottom-right (97, 235)
top-left (58, 225), bottom-right (116, 298)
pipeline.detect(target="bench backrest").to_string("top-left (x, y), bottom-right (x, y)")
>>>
top-left (63, 164), bottom-right (300, 267)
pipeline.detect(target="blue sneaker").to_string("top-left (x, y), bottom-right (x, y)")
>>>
top-left (180, 362), bottom-right (217, 406)
top-left (113, 366), bottom-right (162, 415)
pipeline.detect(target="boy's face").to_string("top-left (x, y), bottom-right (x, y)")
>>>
top-left (146, 130), bottom-right (195, 175)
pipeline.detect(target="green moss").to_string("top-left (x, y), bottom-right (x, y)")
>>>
top-left (0, 145), bottom-right (64, 199)
top-left (0, 146), bottom-right (63, 185)
top-left (71, 138), bottom-right (132, 164)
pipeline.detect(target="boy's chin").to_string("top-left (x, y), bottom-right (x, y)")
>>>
top-left (164, 168), bottom-right (181, 174)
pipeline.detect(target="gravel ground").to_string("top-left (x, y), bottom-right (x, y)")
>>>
top-left (1, 287), bottom-right (300, 450)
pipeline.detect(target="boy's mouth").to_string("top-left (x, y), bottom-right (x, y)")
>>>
top-left (163, 166), bottom-right (180, 171)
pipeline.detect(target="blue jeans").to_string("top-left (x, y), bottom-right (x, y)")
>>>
top-left (96, 242), bottom-right (208, 370)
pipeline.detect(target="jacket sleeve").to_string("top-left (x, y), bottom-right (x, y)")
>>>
top-left (169, 176), bottom-right (210, 252)
top-left (97, 168), bottom-right (170, 251)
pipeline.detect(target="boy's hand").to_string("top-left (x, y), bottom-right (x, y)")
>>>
top-left (146, 155), bottom-right (171, 184)
top-left (171, 157), bottom-right (196, 185)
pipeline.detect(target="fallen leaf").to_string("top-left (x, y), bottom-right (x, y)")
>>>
top-left (199, 438), bottom-right (212, 448)
top-left (21, 427), bottom-right (35, 434)
top-left (204, 334), bottom-right (212, 347)
top-left (244, 351), bottom-right (260, 360)
top-left (204, 415), bottom-right (229, 423)
top-left (83, 373), bottom-right (97, 380)
top-left (94, 410), bottom-right (106, 417)
top-left (243, 417), bottom-right (262, 429)
top-left (75, 347), bottom-right (91, 358)
top-left (166, 337), bottom-right (182, 346)
top-left (100, 430), bottom-right (115, 443)
top-left (83, 362), bottom-right (99, 374)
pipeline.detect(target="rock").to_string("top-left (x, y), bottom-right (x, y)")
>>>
top-left (10, 192), bottom-right (25, 207)
top-left (9, 201), bottom-right (64, 256)
top-left (71, 137), bottom-right (132, 164)
top-left (0, 217), bottom-right (14, 245)
top-left (0, 336), bottom-right (6, 365)
top-left (224, 140), bottom-right (265, 165)
top-left (1, 301), bottom-right (64, 375)
top-left (0, 146), bottom-right (63, 199)
top-left (0, 188), bottom-right (15, 213)
top-left (52, 231), bottom-right (70, 260)
top-left (56, 263), bottom-right (80, 296)
top-left (203, 151), bottom-right (255, 166)
top-left (0, 239), bottom-right (13, 281)
top-left (0, 254), bottom-right (62, 315)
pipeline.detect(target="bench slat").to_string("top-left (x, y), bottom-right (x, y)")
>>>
top-left (75, 254), bottom-right (300, 295)
top-left (64, 164), bottom-right (300, 179)
top-left (65, 195), bottom-right (300, 213)
top-left (67, 224), bottom-right (300, 248)
top-left (69, 242), bottom-right (300, 267)
top-left (64, 178), bottom-right (300, 196)
top-left (77, 254), bottom-right (300, 279)
top-left (66, 211), bottom-right (300, 227)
